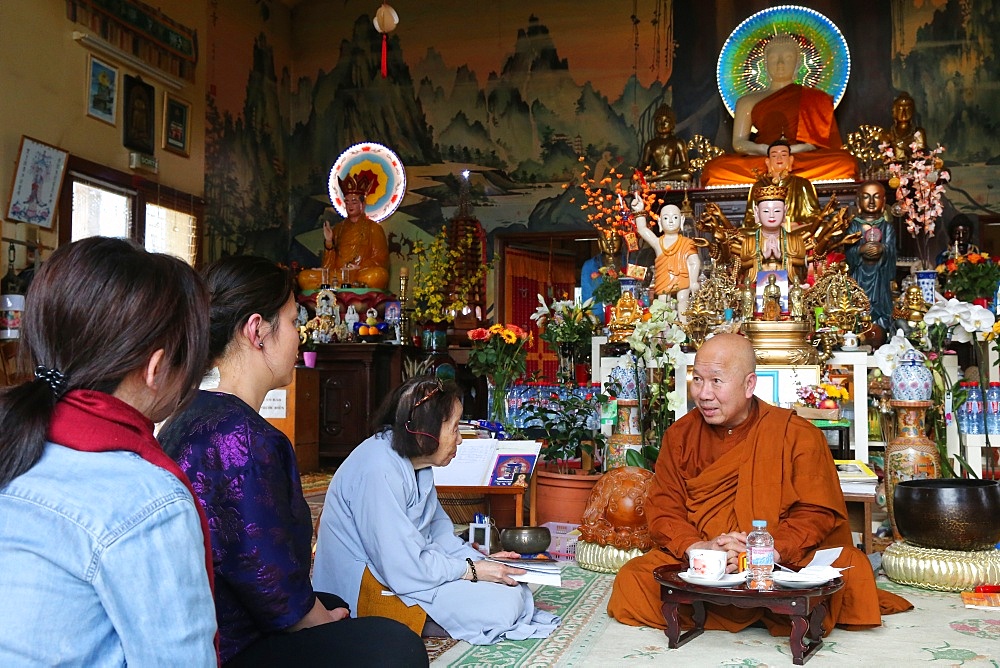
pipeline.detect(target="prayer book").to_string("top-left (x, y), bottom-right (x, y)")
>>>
top-left (488, 557), bottom-right (562, 587)
top-left (432, 439), bottom-right (541, 487)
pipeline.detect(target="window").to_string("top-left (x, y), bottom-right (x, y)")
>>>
top-left (70, 177), bottom-right (134, 241)
top-left (145, 203), bottom-right (197, 265)
top-left (59, 155), bottom-right (202, 266)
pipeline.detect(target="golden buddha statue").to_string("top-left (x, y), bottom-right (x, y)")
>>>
top-left (639, 104), bottom-right (692, 183)
top-left (761, 273), bottom-right (781, 321)
top-left (608, 290), bottom-right (642, 343)
top-left (880, 92), bottom-right (927, 163)
top-left (788, 273), bottom-right (806, 320)
top-left (322, 173), bottom-right (390, 290)
top-left (702, 33), bottom-right (858, 186)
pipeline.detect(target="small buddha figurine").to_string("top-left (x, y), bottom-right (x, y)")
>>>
top-left (892, 284), bottom-right (929, 336)
top-left (633, 193), bottom-right (701, 316)
top-left (879, 92), bottom-right (927, 163)
top-left (608, 290), bottom-right (642, 342)
top-left (737, 281), bottom-right (756, 320)
top-left (761, 273), bottom-right (782, 321)
top-left (788, 273), bottom-right (805, 320)
top-left (639, 104), bottom-right (692, 183)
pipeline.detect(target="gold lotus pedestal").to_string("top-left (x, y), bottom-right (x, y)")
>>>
top-left (741, 320), bottom-right (819, 366)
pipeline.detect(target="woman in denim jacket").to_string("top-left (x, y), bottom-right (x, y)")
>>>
top-left (0, 237), bottom-right (218, 666)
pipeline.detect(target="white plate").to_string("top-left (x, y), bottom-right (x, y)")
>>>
top-left (772, 572), bottom-right (832, 589)
top-left (677, 571), bottom-right (746, 588)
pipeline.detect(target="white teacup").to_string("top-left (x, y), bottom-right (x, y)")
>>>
top-left (842, 332), bottom-right (859, 349)
top-left (688, 549), bottom-right (727, 579)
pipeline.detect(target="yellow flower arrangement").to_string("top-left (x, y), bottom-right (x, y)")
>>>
top-left (409, 226), bottom-right (488, 323)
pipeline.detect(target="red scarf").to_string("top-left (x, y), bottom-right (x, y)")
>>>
top-left (49, 389), bottom-right (219, 663)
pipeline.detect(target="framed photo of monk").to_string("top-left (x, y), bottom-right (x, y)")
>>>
top-left (122, 75), bottom-right (155, 154)
top-left (161, 93), bottom-right (191, 156)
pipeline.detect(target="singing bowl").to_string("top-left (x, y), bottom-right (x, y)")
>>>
top-left (500, 527), bottom-right (552, 554)
top-left (893, 479), bottom-right (1000, 551)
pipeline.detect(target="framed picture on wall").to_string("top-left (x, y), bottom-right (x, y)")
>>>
top-left (6, 136), bottom-right (69, 229)
top-left (86, 54), bottom-right (118, 126)
top-left (162, 93), bottom-right (191, 156)
top-left (122, 74), bottom-right (155, 154)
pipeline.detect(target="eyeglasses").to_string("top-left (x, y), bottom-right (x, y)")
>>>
top-left (405, 381), bottom-right (443, 442)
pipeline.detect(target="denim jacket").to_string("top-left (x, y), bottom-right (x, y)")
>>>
top-left (0, 443), bottom-right (217, 667)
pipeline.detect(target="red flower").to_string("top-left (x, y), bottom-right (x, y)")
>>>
top-left (507, 324), bottom-right (528, 339)
top-left (468, 328), bottom-right (491, 341)
top-left (946, 259), bottom-right (958, 272)
top-left (968, 253), bottom-right (984, 264)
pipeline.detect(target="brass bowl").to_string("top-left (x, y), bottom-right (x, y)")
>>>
top-left (894, 479), bottom-right (1000, 551)
top-left (500, 527), bottom-right (552, 554)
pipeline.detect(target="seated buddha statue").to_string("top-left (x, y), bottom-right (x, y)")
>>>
top-left (879, 92), bottom-right (927, 163)
top-left (608, 290), bottom-right (642, 343)
top-left (701, 33), bottom-right (858, 186)
top-left (322, 173), bottom-right (390, 290)
top-left (639, 104), bottom-right (692, 183)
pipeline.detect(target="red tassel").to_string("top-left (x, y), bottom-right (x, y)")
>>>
top-left (381, 34), bottom-right (388, 78)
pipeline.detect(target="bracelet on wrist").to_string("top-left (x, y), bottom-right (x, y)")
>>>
top-left (466, 557), bottom-right (478, 583)
top-left (323, 242), bottom-right (334, 251)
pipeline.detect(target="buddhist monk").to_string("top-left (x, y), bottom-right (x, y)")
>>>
top-left (608, 333), bottom-right (911, 635)
top-left (322, 173), bottom-right (390, 290)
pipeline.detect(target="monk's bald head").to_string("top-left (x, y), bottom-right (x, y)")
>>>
top-left (696, 334), bottom-right (756, 377)
top-left (690, 334), bottom-right (758, 428)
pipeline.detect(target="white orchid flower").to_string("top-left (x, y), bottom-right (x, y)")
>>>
top-left (873, 330), bottom-right (914, 376)
top-left (954, 304), bottom-right (996, 343)
top-left (924, 300), bottom-right (960, 327)
top-left (529, 294), bottom-right (550, 323)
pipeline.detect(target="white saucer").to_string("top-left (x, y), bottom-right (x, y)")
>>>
top-left (677, 571), bottom-right (746, 588)
top-left (772, 571), bottom-right (832, 589)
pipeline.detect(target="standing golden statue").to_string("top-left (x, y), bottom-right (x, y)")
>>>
top-left (880, 92), bottom-right (927, 163)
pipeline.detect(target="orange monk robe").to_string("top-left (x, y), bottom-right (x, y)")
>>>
top-left (322, 216), bottom-right (390, 290)
top-left (702, 84), bottom-right (859, 186)
top-left (608, 399), bottom-right (911, 635)
top-left (654, 236), bottom-right (698, 295)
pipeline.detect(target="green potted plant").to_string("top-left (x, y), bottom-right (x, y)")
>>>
top-left (522, 384), bottom-right (609, 526)
top-left (530, 295), bottom-right (601, 382)
top-left (300, 336), bottom-right (318, 368)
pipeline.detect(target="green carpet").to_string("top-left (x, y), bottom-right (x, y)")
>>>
top-left (433, 568), bottom-right (1000, 666)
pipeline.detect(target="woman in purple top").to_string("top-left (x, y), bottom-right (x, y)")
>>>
top-left (159, 255), bottom-right (426, 667)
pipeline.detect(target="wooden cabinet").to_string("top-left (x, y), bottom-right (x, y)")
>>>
top-left (264, 366), bottom-right (320, 473)
top-left (314, 343), bottom-right (406, 461)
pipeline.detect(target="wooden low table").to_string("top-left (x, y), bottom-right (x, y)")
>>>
top-left (653, 565), bottom-right (844, 665)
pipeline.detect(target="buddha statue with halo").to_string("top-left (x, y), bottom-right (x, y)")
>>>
top-left (701, 33), bottom-right (858, 186)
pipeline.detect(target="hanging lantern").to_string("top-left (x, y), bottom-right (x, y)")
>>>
top-left (373, 3), bottom-right (399, 79)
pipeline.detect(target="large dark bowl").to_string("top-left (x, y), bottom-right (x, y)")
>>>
top-left (893, 479), bottom-right (1000, 551)
top-left (500, 527), bottom-right (552, 554)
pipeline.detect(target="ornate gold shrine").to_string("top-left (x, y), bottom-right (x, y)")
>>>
top-left (741, 320), bottom-right (820, 365)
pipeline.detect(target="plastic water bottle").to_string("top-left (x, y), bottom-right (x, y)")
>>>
top-left (967, 382), bottom-right (985, 435)
top-left (746, 520), bottom-right (774, 591)
top-left (986, 382), bottom-right (1000, 436)
top-left (956, 382), bottom-right (969, 435)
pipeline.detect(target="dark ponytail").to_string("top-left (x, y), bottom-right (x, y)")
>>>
top-left (0, 237), bottom-right (210, 487)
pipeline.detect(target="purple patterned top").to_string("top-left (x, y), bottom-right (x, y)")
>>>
top-left (159, 390), bottom-right (314, 663)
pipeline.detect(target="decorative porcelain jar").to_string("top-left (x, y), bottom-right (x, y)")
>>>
top-left (884, 399), bottom-right (941, 540)
top-left (891, 348), bottom-right (933, 401)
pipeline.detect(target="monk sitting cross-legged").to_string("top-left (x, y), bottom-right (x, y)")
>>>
top-left (607, 333), bottom-right (911, 635)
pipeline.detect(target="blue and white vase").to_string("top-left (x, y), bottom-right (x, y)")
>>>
top-left (891, 349), bottom-right (933, 402)
top-left (915, 270), bottom-right (938, 306)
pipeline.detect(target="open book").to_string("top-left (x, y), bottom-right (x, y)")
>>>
top-left (432, 439), bottom-right (541, 487)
